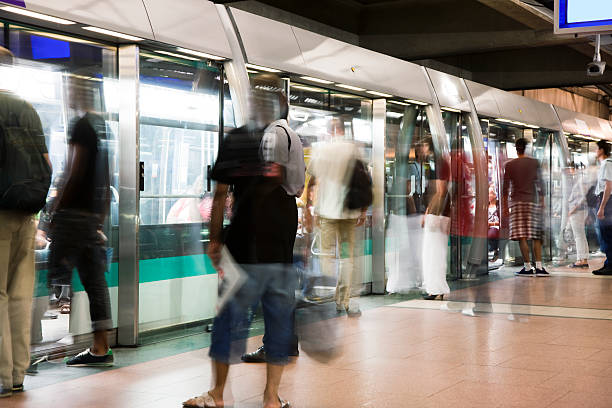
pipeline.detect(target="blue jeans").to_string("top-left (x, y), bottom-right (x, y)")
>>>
top-left (596, 199), bottom-right (612, 267)
top-left (210, 263), bottom-right (296, 365)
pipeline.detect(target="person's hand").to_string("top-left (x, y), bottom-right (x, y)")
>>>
top-left (356, 210), bottom-right (367, 227)
top-left (35, 230), bottom-right (49, 250)
top-left (207, 240), bottom-right (224, 278)
top-left (598, 206), bottom-right (605, 220)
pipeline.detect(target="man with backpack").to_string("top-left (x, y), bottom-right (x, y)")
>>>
top-left (0, 46), bottom-right (52, 397)
top-left (305, 117), bottom-right (371, 316)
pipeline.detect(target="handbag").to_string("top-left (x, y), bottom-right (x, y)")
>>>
top-left (344, 159), bottom-right (373, 210)
top-left (586, 185), bottom-right (601, 209)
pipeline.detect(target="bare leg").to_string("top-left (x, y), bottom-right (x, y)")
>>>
top-left (209, 361), bottom-right (229, 406)
top-left (533, 239), bottom-right (542, 263)
top-left (91, 330), bottom-right (109, 355)
top-left (518, 239), bottom-right (531, 264)
top-left (263, 363), bottom-right (284, 408)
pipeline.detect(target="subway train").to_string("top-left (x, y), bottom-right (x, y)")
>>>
top-left (0, 0), bottom-right (609, 354)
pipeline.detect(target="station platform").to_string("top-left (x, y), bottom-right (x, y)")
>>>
top-left (6, 260), bottom-right (612, 408)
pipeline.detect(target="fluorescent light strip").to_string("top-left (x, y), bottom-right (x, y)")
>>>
top-left (82, 26), bottom-right (143, 41)
top-left (367, 90), bottom-right (393, 98)
top-left (441, 106), bottom-right (462, 113)
top-left (0, 6), bottom-right (75, 25)
top-left (388, 100), bottom-right (410, 106)
top-left (404, 99), bottom-right (428, 106)
top-left (245, 63), bottom-right (281, 73)
top-left (336, 83), bottom-right (365, 91)
top-left (300, 76), bottom-right (333, 84)
top-left (246, 69), bottom-right (259, 74)
top-left (155, 50), bottom-right (199, 61)
top-left (177, 47), bottom-right (224, 61)
top-left (291, 84), bottom-right (325, 93)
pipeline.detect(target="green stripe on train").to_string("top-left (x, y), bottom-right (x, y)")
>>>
top-left (34, 254), bottom-right (217, 298)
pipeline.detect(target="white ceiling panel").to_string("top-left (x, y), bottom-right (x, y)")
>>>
top-left (23, 0), bottom-right (154, 40)
top-left (143, 0), bottom-right (231, 58)
top-left (555, 106), bottom-right (612, 139)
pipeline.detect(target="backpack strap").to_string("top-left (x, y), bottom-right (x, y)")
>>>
top-left (275, 124), bottom-right (292, 152)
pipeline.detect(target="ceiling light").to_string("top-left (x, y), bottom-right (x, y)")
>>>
top-left (0, 6), bottom-right (76, 25)
top-left (245, 63), bottom-right (281, 73)
top-left (177, 47), bottom-right (224, 60)
top-left (154, 50), bottom-right (199, 61)
top-left (336, 84), bottom-right (365, 91)
top-left (331, 93), bottom-right (360, 99)
top-left (300, 76), bottom-right (333, 84)
top-left (404, 99), bottom-right (428, 106)
top-left (386, 112), bottom-right (403, 118)
top-left (246, 69), bottom-right (259, 74)
top-left (367, 90), bottom-right (393, 97)
top-left (82, 26), bottom-right (143, 41)
top-left (291, 84), bottom-right (325, 93)
top-left (441, 106), bottom-right (461, 113)
top-left (388, 100), bottom-right (410, 106)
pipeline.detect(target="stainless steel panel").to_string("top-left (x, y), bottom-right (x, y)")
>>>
top-left (24, 0), bottom-right (154, 40)
top-left (427, 69), bottom-right (471, 112)
top-left (217, 5), bottom-right (251, 127)
top-left (465, 80), bottom-right (501, 119)
top-left (143, 0), bottom-right (231, 58)
top-left (423, 67), bottom-right (450, 158)
top-left (552, 105), bottom-right (571, 167)
top-left (117, 44), bottom-right (140, 346)
top-left (554, 105), bottom-right (611, 139)
top-left (371, 99), bottom-right (386, 294)
top-left (230, 8), bottom-right (433, 104)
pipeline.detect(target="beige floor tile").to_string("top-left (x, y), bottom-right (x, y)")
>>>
top-left (546, 391), bottom-right (612, 408)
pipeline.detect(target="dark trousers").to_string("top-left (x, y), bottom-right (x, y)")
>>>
top-left (596, 198), bottom-right (612, 267)
top-left (49, 210), bottom-right (111, 332)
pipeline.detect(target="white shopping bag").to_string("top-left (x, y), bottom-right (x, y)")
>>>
top-left (216, 247), bottom-right (247, 316)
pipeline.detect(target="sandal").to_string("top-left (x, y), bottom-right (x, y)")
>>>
top-left (279, 396), bottom-right (291, 408)
top-left (59, 303), bottom-right (71, 314)
top-left (182, 392), bottom-right (217, 408)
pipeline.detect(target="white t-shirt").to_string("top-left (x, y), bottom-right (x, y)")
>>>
top-left (308, 140), bottom-right (362, 220)
top-left (596, 158), bottom-right (612, 196)
top-left (261, 119), bottom-right (305, 196)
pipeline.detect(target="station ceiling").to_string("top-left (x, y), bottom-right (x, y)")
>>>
top-left (216, 0), bottom-right (612, 92)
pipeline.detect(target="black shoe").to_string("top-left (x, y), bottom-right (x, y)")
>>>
top-left (535, 268), bottom-right (550, 277)
top-left (593, 267), bottom-right (612, 275)
top-left (241, 346), bottom-right (266, 363)
top-left (0, 388), bottom-right (11, 398)
top-left (65, 348), bottom-right (114, 367)
top-left (289, 347), bottom-right (299, 357)
top-left (515, 267), bottom-right (535, 277)
top-left (11, 384), bottom-right (23, 393)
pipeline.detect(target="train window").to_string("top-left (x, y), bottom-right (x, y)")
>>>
top-left (1, 22), bottom-right (119, 353)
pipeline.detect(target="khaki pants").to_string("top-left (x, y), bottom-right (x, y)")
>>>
top-left (0, 211), bottom-right (36, 388)
top-left (319, 217), bottom-right (356, 309)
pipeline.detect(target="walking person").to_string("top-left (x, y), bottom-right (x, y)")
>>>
top-left (183, 74), bottom-right (302, 408)
top-left (567, 162), bottom-right (589, 268)
top-left (502, 137), bottom-right (548, 277)
top-left (0, 46), bottom-right (52, 397)
top-left (593, 140), bottom-right (612, 275)
top-left (52, 76), bottom-right (113, 366)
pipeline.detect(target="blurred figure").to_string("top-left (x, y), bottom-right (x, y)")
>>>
top-left (183, 74), bottom-right (301, 408)
top-left (488, 187), bottom-right (501, 263)
top-left (567, 162), bottom-right (589, 268)
top-left (0, 46), bottom-right (51, 397)
top-left (502, 138), bottom-right (547, 277)
top-left (305, 118), bottom-right (367, 316)
top-left (420, 138), bottom-right (451, 300)
top-left (51, 75), bottom-right (113, 366)
top-left (593, 140), bottom-right (612, 275)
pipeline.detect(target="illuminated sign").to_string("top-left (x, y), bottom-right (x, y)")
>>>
top-left (0, 1), bottom-right (26, 6)
top-left (555, 0), bottom-right (612, 34)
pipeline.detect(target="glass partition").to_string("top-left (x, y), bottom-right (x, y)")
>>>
top-left (137, 51), bottom-right (225, 337)
top-left (1, 22), bottom-right (118, 354)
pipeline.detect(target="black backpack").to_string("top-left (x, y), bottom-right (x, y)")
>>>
top-left (345, 159), bottom-right (373, 210)
top-left (0, 109), bottom-right (51, 213)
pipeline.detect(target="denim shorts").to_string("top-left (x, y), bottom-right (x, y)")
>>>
top-left (209, 263), bottom-right (296, 365)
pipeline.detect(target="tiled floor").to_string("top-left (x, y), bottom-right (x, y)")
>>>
top-left (6, 264), bottom-right (612, 408)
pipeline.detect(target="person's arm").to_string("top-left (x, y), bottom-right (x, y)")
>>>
top-left (304, 175), bottom-right (316, 232)
top-left (598, 180), bottom-right (612, 220)
top-left (501, 164), bottom-right (510, 217)
top-left (55, 144), bottom-right (87, 210)
top-left (207, 183), bottom-right (229, 271)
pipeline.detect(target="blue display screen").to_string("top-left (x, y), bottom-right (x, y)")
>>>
top-left (559, 0), bottom-right (612, 30)
top-left (30, 35), bottom-right (70, 60)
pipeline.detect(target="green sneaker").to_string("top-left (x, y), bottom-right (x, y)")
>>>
top-left (65, 348), bottom-right (114, 367)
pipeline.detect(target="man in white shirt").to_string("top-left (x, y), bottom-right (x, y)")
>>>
top-left (593, 140), bottom-right (612, 275)
top-left (305, 118), bottom-right (366, 316)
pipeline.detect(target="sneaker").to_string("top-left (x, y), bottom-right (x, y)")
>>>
top-left (241, 346), bottom-right (266, 363)
top-left (12, 384), bottom-right (23, 393)
top-left (0, 387), bottom-right (11, 398)
top-left (593, 267), bottom-right (612, 275)
top-left (65, 348), bottom-right (114, 367)
top-left (515, 267), bottom-right (535, 277)
top-left (535, 268), bottom-right (550, 277)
